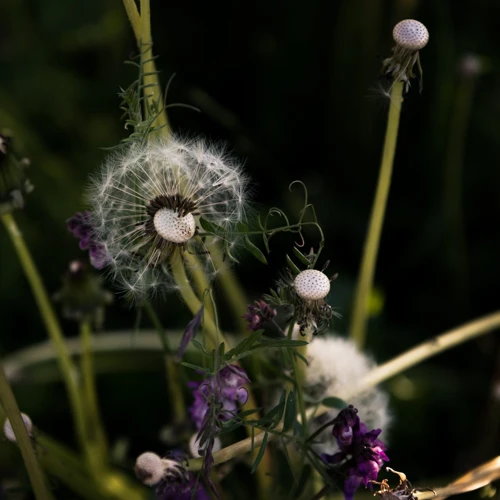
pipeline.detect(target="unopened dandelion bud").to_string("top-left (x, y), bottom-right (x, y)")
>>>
top-left (294, 270), bottom-right (331, 301)
top-left (393, 19), bottom-right (429, 51)
top-left (3, 413), bottom-right (34, 443)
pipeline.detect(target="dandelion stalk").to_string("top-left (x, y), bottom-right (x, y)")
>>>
top-left (349, 80), bottom-right (403, 348)
top-left (0, 362), bottom-right (54, 500)
top-left (188, 310), bottom-right (500, 470)
top-left (143, 301), bottom-right (187, 422)
top-left (1, 213), bottom-right (88, 456)
top-left (80, 321), bottom-right (108, 475)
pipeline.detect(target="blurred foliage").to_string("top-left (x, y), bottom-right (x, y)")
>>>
top-left (1, 0), bottom-right (500, 497)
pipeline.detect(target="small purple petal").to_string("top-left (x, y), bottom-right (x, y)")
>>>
top-left (177, 305), bottom-right (204, 361)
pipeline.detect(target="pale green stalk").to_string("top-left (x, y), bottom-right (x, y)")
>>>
top-left (80, 321), bottom-right (109, 476)
top-left (143, 301), bottom-right (187, 422)
top-left (0, 362), bottom-right (54, 500)
top-left (349, 81), bottom-right (404, 348)
top-left (1, 214), bottom-right (88, 453)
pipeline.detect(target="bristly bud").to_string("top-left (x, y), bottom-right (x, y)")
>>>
top-left (3, 413), bottom-right (34, 443)
top-left (87, 135), bottom-right (250, 300)
top-left (382, 19), bottom-right (429, 92)
top-left (0, 132), bottom-right (33, 214)
top-left (53, 260), bottom-right (113, 328)
top-left (134, 452), bottom-right (189, 488)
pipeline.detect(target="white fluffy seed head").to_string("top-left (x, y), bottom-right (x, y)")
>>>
top-left (134, 452), bottom-right (165, 486)
top-left (3, 413), bottom-right (33, 442)
top-left (294, 270), bottom-right (331, 301)
top-left (304, 336), bottom-right (391, 456)
top-left (393, 19), bottom-right (429, 50)
top-left (153, 208), bottom-right (196, 244)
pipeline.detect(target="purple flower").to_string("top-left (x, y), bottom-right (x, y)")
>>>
top-left (67, 211), bottom-right (111, 269)
top-left (322, 405), bottom-right (389, 500)
top-left (156, 475), bottom-right (210, 500)
top-left (242, 300), bottom-right (277, 331)
top-left (189, 366), bottom-right (250, 431)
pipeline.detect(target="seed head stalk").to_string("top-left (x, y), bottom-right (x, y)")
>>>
top-left (0, 362), bottom-right (54, 500)
top-left (143, 301), bottom-right (187, 423)
top-left (79, 321), bottom-right (109, 477)
top-left (349, 80), bottom-right (403, 348)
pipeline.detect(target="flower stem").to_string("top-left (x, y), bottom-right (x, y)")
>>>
top-left (189, 310), bottom-right (500, 470)
top-left (80, 321), bottom-right (109, 475)
top-left (349, 80), bottom-right (404, 348)
top-left (1, 214), bottom-right (88, 455)
top-left (142, 301), bottom-right (187, 422)
top-left (0, 362), bottom-right (54, 500)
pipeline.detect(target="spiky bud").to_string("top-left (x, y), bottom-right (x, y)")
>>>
top-left (3, 413), bottom-right (33, 443)
top-left (393, 19), bottom-right (429, 51)
top-left (294, 270), bottom-right (331, 301)
top-left (134, 452), bottom-right (167, 486)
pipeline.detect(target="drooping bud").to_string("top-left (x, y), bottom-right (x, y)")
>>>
top-left (0, 132), bottom-right (33, 214)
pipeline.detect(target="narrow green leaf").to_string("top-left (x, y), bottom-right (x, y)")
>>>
top-left (283, 390), bottom-right (297, 432)
top-left (285, 254), bottom-right (301, 275)
top-left (180, 362), bottom-right (211, 374)
top-left (293, 246), bottom-right (312, 266)
top-left (251, 432), bottom-right (268, 473)
top-left (243, 236), bottom-right (268, 264)
top-left (322, 396), bottom-right (349, 409)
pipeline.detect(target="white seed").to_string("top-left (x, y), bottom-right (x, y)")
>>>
top-left (393, 20), bottom-right (429, 51)
top-left (294, 270), bottom-right (330, 301)
top-left (3, 413), bottom-right (33, 443)
top-left (153, 208), bottom-right (196, 244)
top-left (134, 452), bottom-right (165, 486)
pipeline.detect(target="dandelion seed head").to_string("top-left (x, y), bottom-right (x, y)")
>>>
top-left (393, 20), bottom-right (429, 51)
top-left (87, 135), bottom-right (249, 299)
top-left (294, 270), bottom-right (331, 301)
top-left (305, 336), bottom-right (391, 456)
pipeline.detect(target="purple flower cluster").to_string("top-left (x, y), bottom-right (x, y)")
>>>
top-left (242, 300), bottom-right (277, 331)
top-left (189, 365), bottom-right (249, 431)
top-left (67, 211), bottom-right (110, 269)
top-left (156, 475), bottom-right (210, 500)
top-left (322, 406), bottom-right (389, 500)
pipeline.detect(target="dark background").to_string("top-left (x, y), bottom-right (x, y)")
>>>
top-left (1, 0), bottom-right (500, 496)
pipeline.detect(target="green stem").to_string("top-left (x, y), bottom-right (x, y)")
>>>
top-left (0, 362), bottom-right (54, 500)
top-left (1, 214), bottom-right (88, 455)
top-left (80, 321), bottom-right (108, 474)
top-left (442, 77), bottom-right (475, 298)
top-left (143, 301), bottom-right (187, 422)
top-left (205, 238), bottom-right (249, 333)
top-left (349, 81), bottom-right (404, 348)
